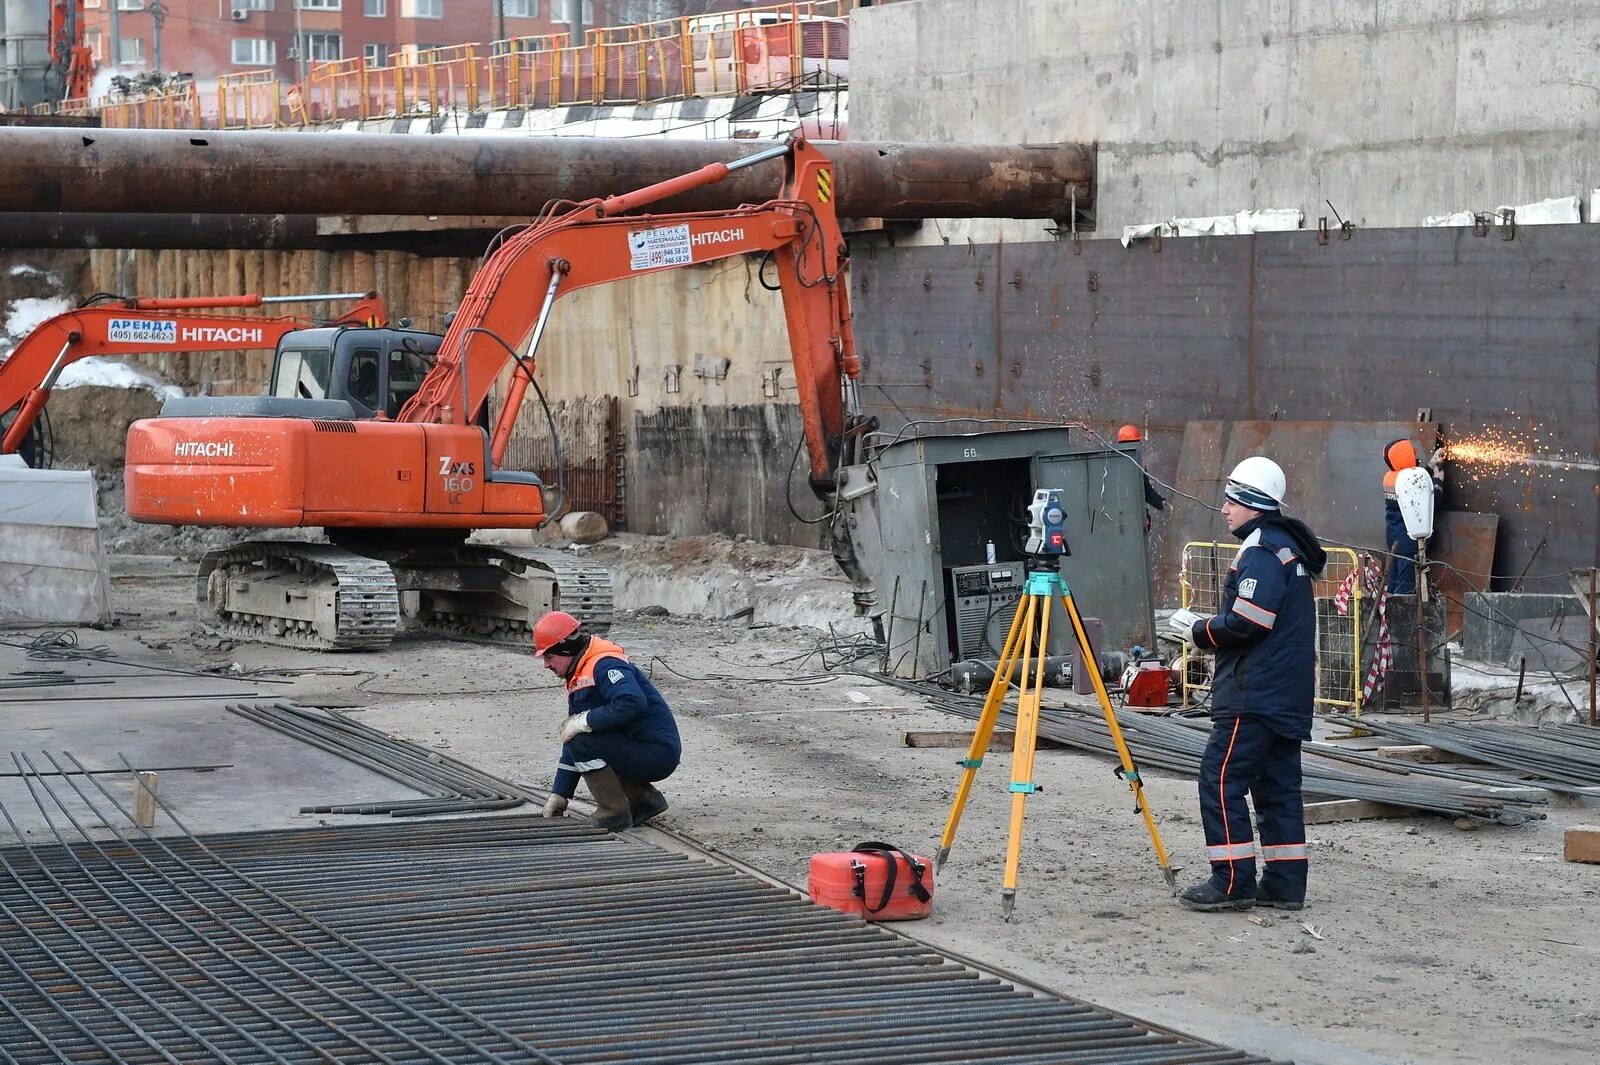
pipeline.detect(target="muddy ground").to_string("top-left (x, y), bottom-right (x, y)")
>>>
top-left (92, 543), bottom-right (1600, 1065)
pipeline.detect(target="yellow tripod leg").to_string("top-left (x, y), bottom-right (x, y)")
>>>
top-left (1060, 589), bottom-right (1179, 894)
top-left (1000, 594), bottom-right (1049, 919)
top-left (935, 591), bottom-right (1030, 872)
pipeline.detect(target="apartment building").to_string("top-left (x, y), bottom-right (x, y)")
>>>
top-left (81, 0), bottom-right (610, 83)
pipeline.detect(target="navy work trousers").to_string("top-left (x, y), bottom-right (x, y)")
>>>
top-left (1197, 715), bottom-right (1308, 901)
top-left (563, 731), bottom-right (678, 784)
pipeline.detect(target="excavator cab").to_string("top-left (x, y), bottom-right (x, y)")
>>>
top-left (269, 326), bottom-right (442, 420)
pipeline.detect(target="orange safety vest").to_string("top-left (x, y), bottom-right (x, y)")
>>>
top-left (565, 637), bottom-right (629, 694)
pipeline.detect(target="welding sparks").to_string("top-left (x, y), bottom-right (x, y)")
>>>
top-left (1445, 426), bottom-right (1600, 479)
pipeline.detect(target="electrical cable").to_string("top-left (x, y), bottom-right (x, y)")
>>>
top-left (460, 325), bottom-right (568, 523)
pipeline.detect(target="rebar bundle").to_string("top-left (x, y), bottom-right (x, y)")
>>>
top-left (0, 754), bottom-right (1287, 1064)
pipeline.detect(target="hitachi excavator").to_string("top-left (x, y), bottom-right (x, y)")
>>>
top-left (0, 288), bottom-right (618, 648)
top-left (123, 135), bottom-right (878, 652)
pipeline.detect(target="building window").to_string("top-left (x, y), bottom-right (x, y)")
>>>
top-left (363, 43), bottom-right (389, 64)
top-left (115, 0), bottom-right (141, 9)
top-left (298, 32), bottom-right (343, 61)
top-left (295, 0), bottom-right (341, 9)
top-left (503, 0), bottom-right (536, 16)
top-left (86, 29), bottom-right (103, 62)
top-left (401, 0), bottom-right (442, 17)
top-left (363, 0), bottom-right (385, 13)
top-left (119, 37), bottom-right (146, 64)
top-left (231, 38), bottom-right (276, 65)
top-left (84, 0), bottom-right (101, 9)
top-left (231, 0), bottom-right (274, 9)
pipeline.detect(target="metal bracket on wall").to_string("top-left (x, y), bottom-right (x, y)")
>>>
top-left (1318, 216), bottom-right (1330, 246)
top-left (627, 366), bottom-right (640, 398)
top-left (1086, 271), bottom-right (1099, 292)
top-left (762, 367), bottom-right (783, 399)
top-left (664, 365), bottom-right (681, 395)
top-left (1500, 208), bottom-right (1517, 240)
top-left (1150, 230), bottom-right (1162, 253)
top-left (1473, 213), bottom-right (1492, 237)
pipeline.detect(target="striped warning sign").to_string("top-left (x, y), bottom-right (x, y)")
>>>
top-left (816, 169), bottom-right (833, 203)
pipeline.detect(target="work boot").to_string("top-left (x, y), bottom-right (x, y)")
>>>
top-left (1178, 881), bottom-right (1256, 912)
top-left (619, 776), bottom-right (669, 826)
top-left (1255, 883), bottom-right (1306, 911)
top-left (581, 767), bottom-right (634, 831)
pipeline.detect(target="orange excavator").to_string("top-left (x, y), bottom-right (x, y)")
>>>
top-left (0, 291), bottom-right (390, 467)
top-left (123, 135), bottom-right (877, 651)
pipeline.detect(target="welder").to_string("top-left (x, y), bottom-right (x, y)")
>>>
top-left (531, 610), bottom-right (682, 830)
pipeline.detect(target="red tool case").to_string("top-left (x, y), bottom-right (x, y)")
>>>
top-left (808, 841), bottom-right (934, 921)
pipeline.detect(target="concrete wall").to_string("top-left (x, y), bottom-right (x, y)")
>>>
top-left (852, 0), bottom-right (1600, 241)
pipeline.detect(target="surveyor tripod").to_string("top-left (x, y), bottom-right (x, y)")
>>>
top-left (935, 555), bottom-right (1178, 918)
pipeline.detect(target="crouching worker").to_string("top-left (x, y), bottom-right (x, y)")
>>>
top-left (532, 610), bottom-right (682, 830)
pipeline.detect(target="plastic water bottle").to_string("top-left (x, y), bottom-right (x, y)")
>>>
top-left (985, 540), bottom-right (996, 565)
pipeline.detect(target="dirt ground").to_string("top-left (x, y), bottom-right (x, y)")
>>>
top-left (96, 542), bottom-right (1600, 1065)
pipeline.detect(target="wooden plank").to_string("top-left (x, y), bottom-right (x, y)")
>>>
top-left (132, 772), bottom-right (158, 829)
top-left (901, 730), bottom-right (1064, 751)
top-left (1563, 825), bottom-right (1600, 864)
top-left (1376, 744), bottom-right (1477, 765)
top-left (1302, 798), bottom-right (1411, 825)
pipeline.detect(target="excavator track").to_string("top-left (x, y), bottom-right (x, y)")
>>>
top-left (198, 542), bottom-right (400, 652)
top-left (396, 544), bottom-right (615, 647)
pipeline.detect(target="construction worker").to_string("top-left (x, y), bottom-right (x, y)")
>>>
top-left (1382, 439), bottom-right (1445, 594)
top-left (532, 610), bottom-right (681, 831)
top-left (1169, 456), bottom-right (1326, 911)
top-left (1116, 424), bottom-right (1167, 531)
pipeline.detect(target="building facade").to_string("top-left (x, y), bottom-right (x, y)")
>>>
top-left (81, 0), bottom-right (606, 82)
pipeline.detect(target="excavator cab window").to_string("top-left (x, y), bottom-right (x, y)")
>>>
top-left (345, 349), bottom-right (382, 415)
top-left (273, 347), bottom-right (332, 401)
top-left (385, 347), bottom-right (433, 419)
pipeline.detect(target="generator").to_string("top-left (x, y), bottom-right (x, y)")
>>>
top-left (946, 563), bottom-right (1026, 661)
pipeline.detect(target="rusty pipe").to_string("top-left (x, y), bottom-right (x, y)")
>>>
top-left (0, 128), bottom-right (1094, 222)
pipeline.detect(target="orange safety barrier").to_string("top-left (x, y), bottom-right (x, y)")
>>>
top-left (20, 0), bottom-right (849, 130)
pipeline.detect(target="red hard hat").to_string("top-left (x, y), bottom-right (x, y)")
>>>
top-left (532, 610), bottom-right (581, 656)
top-left (1117, 424), bottom-right (1142, 443)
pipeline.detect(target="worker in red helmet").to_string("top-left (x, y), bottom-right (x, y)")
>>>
top-left (1116, 423), bottom-right (1167, 529)
top-left (531, 610), bottom-right (681, 831)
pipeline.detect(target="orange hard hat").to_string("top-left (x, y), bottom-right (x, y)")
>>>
top-left (1383, 439), bottom-right (1419, 472)
top-left (532, 610), bottom-right (581, 656)
top-left (1117, 424), bottom-right (1142, 443)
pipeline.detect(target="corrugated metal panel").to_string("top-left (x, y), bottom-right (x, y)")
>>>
top-left (506, 394), bottom-right (625, 530)
top-left (854, 227), bottom-right (1600, 596)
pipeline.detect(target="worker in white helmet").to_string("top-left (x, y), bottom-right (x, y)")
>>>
top-left (1169, 456), bottom-right (1326, 912)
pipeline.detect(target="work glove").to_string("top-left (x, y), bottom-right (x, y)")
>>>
top-left (1429, 447), bottom-right (1447, 482)
top-left (1167, 608), bottom-right (1203, 647)
top-left (542, 794), bottom-right (569, 818)
top-left (558, 711), bottom-right (592, 743)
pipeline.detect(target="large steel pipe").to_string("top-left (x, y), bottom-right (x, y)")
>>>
top-left (0, 127), bottom-right (1094, 221)
top-left (0, 212), bottom-right (507, 252)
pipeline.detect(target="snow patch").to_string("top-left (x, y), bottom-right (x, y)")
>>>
top-left (8, 264), bottom-right (50, 277)
top-left (4, 296), bottom-right (71, 339)
top-left (54, 357), bottom-right (184, 400)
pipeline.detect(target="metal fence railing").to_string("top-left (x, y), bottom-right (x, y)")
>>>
top-left (1179, 541), bottom-right (1364, 714)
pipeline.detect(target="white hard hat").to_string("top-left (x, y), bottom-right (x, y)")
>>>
top-left (1224, 456), bottom-right (1286, 511)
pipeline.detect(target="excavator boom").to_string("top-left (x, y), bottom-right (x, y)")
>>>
top-left (0, 292), bottom-right (388, 457)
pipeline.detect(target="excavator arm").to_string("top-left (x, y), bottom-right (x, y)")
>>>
top-left (0, 292), bottom-right (387, 458)
top-left (400, 137), bottom-right (864, 494)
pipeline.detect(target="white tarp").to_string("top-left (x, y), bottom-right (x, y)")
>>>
top-left (0, 463), bottom-right (112, 625)
top-left (1426, 196), bottom-right (1583, 228)
top-left (1121, 208), bottom-right (1303, 248)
